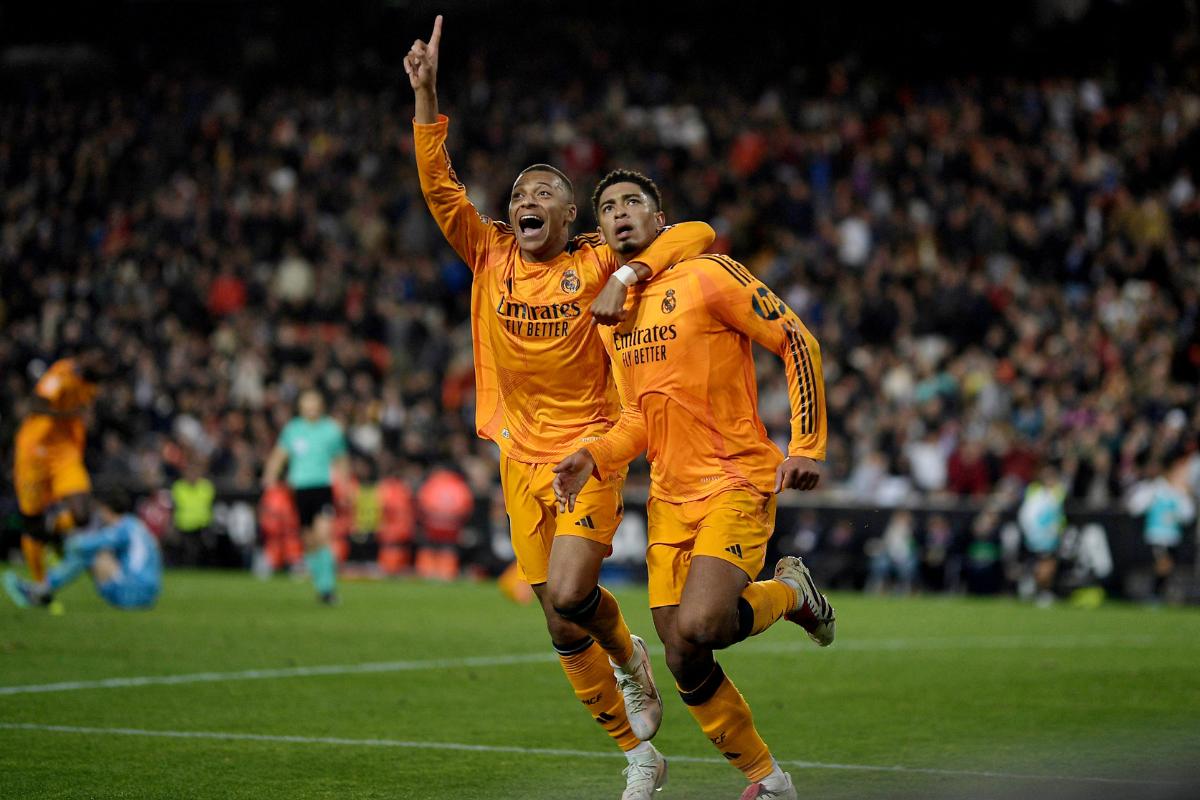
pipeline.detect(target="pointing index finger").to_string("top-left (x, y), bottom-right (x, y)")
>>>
top-left (429, 15), bottom-right (443, 51)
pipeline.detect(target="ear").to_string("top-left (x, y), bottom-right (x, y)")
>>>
top-left (596, 225), bottom-right (606, 245)
top-left (565, 203), bottom-right (577, 224)
top-left (654, 211), bottom-right (666, 228)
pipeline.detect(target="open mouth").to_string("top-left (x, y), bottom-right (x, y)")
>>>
top-left (518, 214), bottom-right (545, 235)
top-left (614, 223), bottom-right (634, 238)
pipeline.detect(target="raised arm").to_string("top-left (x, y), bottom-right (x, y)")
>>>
top-left (405, 15), bottom-right (442, 125)
top-left (406, 15), bottom-right (503, 269)
top-left (699, 256), bottom-right (827, 492)
top-left (591, 221), bottom-right (716, 325)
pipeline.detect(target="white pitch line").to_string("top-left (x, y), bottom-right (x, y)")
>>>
top-left (0, 722), bottom-right (1178, 788)
top-left (0, 652), bottom-right (556, 696)
top-left (0, 634), bottom-right (1161, 697)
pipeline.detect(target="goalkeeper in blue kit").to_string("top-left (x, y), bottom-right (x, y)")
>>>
top-left (4, 491), bottom-right (162, 611)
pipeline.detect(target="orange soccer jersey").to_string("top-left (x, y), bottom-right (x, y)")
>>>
top-left (14, 358), bottom-right (98, 515)
top-left (17, 359), bottom-right (97, 448)
top-left (587, 254), bottom-right (827, 502)
top-left (414, 115), bottom-right (714, 463)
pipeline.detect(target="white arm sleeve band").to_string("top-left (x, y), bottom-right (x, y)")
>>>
top-left (613, 265), bottom-right (640, 286)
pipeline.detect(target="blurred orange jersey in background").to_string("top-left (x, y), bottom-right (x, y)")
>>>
top-left (13, 358), bottom-right (98, 515)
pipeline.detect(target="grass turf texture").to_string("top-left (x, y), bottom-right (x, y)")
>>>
top-left (1, 571), bottom-right (1198, 799)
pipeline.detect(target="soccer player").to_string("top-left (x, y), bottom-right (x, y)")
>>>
top-left (406, 16), bottom-right (714, 797)
top-left (262, 390), bottom-right (348, 605)
top-left (553, 171), bottom-right (836, 800)
top-left (12, 349), bottom-right (108, 604)
top-left (1017, 463), bottom-right (1066, 606)
top-left (1128, 450), bottom-right (1196, 603)
top-left (4, 490), bottom-right (161, 611)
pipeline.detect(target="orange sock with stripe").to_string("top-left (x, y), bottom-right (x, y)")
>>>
top-left (736, 579), bottom-right (797, 640)
top-left (21, 536), bottom-right (47, 584)
top-left (557, 636), bottom-right (639, 752)
top-left (678, 662), bottom-right (774, 781)
top-left (554, 586), bottom-right (634, 667)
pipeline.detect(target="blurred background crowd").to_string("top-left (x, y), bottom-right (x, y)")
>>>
top-left (1, 1), bottom-right (1198, 594)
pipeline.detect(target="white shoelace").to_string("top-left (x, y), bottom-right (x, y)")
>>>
top-left (616, 673), bottom-right (648, 714)
top-left (622, 756), bottom-right (659, 785)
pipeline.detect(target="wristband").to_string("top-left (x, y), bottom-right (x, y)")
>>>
top-left (614, 265), bottom-right (640, 287)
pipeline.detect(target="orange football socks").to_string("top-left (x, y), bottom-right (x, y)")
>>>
top-left (678, 662), bottom-right (774, 781)
top-left (589, 587), bottom-right (635, 666)
top-left (556, 636), bottom-right (639, 751)
top-left (737, 579), bottom-right (797, 639)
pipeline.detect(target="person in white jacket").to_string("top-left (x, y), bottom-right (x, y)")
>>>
top-left (1128, 450), bottom-right (1196, 603)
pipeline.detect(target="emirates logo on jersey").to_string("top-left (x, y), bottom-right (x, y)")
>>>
top-left (560, 269), bottom-right (581, 294)
top-left (661, 289), bottom-right (677, 314)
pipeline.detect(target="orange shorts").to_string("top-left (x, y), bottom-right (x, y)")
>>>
top-left (13, 436), bottom-right (91, 517)
top-left (645, 489), bottom-right (776, 608)
top-left (499, 454), bottom-right (626, 586)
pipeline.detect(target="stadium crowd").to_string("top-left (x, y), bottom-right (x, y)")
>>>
top-left (2, 33), bottom-right (1199, 566)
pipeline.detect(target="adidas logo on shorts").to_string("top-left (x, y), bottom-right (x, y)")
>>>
top-left (574, 515), bottom-right (596, 530)
top-left (725, 543), bottom-right (743, 558)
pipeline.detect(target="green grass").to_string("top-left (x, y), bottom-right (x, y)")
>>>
top-left (2, 571), bottom-right (1199, 799)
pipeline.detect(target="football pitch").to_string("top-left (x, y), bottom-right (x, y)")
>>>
top-left (2, 572), bottom-right (1198, 799)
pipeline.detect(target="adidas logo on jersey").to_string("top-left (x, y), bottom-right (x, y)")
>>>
top-left (574, 515), bottom-right (596, 530)
top-left (725, 543), bottom-right (743, 558)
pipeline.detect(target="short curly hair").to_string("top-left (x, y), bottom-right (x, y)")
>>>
top-left (591, 169), bottom-right (662, 218)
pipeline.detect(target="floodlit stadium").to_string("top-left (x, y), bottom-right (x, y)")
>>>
top-left (2, 2), bottom-right (1199, 798)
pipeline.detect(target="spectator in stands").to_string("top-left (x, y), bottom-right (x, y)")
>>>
top-left (1127, 449), bottom-right (1197, 603)
top-left (1018, 464), bottom-right (1068, 606)
top-left (964, 511), bottom-right (1006, 595)
top-left (866, 509), bottom-right (919, 594)
top-left (919, 514), bottom-right (960, 593)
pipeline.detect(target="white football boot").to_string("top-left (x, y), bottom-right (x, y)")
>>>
top-left (773, 556), bottom-right (836, 647)
top-left (621, 742), bottom-right (668, 800)
top-left (610, 634), bottom-right (664, 740)
top-left (738, 760), bottom-right (797, 799)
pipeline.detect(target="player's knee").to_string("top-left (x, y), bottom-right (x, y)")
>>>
top-left (676, 608), bottom-right (732, 650)
top-left (548, 582), bottom-right (600, 623)
top-left (661, 638), bottom-right (711, 685)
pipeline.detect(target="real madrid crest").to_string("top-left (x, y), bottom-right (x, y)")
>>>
top-left (560, 268), bottom-right (581, 294)
top-left (661, 289), bottom-right (677, 314)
